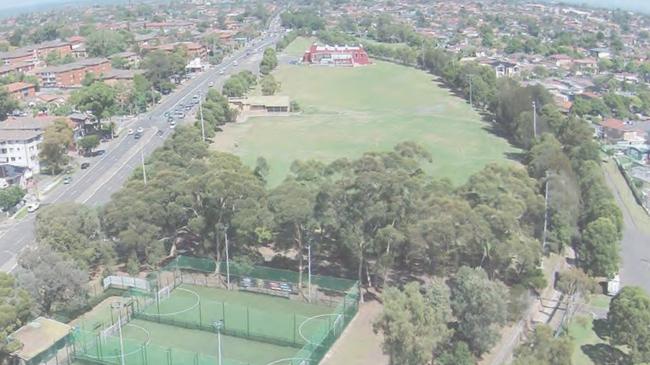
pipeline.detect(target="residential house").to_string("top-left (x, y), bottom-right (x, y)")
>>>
top-left (489, 61), bottom-right (520, 78)
top-left (589, 47), bottom-right (611, 59)
top-left (37, 58), bottom-right (111, 88)
top-left (3, 82), bottom-right (36, 100)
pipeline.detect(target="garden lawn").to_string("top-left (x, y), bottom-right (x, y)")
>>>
top-left (213, 38), bottom-right (518, 186)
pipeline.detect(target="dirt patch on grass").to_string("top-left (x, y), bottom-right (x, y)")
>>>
top-left (321, 300), bottom-right (389, 365)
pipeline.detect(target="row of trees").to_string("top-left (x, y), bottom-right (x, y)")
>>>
top-left (194, 89), bottom-right (238, 138)
top-left (259, 47), bottom-right (278, 75)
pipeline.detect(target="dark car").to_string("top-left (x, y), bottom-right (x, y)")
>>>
top-left (167, 116), bottom-right (174, 123)
top-left (80, 162), bottom-right (90, 169)
top-left (156, 130), bottom-right (164, 136)
top-left (134, 132), bottom-right (142, 139)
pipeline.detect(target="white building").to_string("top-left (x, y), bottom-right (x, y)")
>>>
top-left (0, 130), bottom-right (42, 173)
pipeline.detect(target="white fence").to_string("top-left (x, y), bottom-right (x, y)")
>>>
top-left (103, 275), bottom-right (150, 291)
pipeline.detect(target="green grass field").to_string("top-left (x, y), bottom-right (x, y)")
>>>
top-left (139, 284), bottom-right (335, 348)
top-left (121, 319), bottom-right (297, 365)
top-left (213, 38), bottom-right (518, 186)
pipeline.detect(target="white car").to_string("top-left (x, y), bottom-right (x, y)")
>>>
top-left (219, 70), bottom-right (225, 75)
top-left (233, 61), bottom-right (238, 66)
top-left (136, 127), bottom-right (144, 133)
top-left (27, 202), bottom-right (40, 213)
top-left (127, 128), bottom-right (134, 135)
top-left (169, 121), bottom-right (176, 129)
top-left (208, 81), bottom-right (214, 87)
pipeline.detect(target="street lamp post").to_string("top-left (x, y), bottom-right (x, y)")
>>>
top-left (532, 101), bottom-right (537, 139)
top-left (307, 241), bottom-right (312, 302)
top-left (213, 320), bottom-right (224, 365)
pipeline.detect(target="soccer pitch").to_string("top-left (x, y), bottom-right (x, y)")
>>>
top-left (75, 283), bottom-right (348, 365)
top-left (212, 38), bottom-right (518, 186)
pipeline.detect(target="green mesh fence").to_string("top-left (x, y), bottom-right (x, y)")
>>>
top-left (73, 329), bottom-right (250, 365)
top-left (164, 256), bottom-right (357, 293)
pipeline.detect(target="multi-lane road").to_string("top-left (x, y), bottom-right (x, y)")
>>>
top-left (0, 19), bottom-right (283, 272)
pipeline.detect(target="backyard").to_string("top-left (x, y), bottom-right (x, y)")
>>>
top-left (212, 38), bottom-right (518, 186)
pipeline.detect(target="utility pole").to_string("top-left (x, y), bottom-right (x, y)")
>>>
top-left (224, 225), bottom-right (230, 288)
top-left (542, 171), bottom-right (550, 253)
top-left (141, 147), bottom-right (147, 185)
top-left (532, 101), bottom-right (537, 139)
top-left (199, 96), bottom-right (206, 142)
top-left (467, 75), bottom-right (473, 107)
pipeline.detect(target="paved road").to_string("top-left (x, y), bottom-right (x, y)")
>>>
top-left (0, 19), bottom-right (283, 272)
top-left (602, 160), bottom-right (650, 294)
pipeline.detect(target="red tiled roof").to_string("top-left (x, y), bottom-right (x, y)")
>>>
top-left (600, 118), bottom-right (625, 130)
top-left (4, 82), bottom-right (34, 93)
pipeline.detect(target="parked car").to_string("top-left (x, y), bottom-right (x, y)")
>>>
top-left (156, 130), bottom-right (164, 136)
top-left (208, 81), bottom-right (214, 87)
top-left (167, 116), bottom-right (175, 123)
top-left (169, 121), bottom-right (176, 129)
top-left (127, 128), bottom-right (134, 135)
top-left (27, 202), bottom-right (40, 213)
top-left (81, 162), bottom-right (90, 169)
top-left (63, 176), bottom-right (71, 184)
top-left (136, 127), bottom-right (144, 133)
top-left (219, 69), bottom-right (225, 75)
top-left (134, 132), bottom-right (142, 139)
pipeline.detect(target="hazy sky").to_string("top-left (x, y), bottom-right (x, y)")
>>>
top-left (0, 0), bottom-right (648, 14)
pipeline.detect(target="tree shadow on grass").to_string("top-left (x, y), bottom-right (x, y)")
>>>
top-left (592, 318), bottom-right (611, 340)
top-left (582, 343), bottom-right (632, 365)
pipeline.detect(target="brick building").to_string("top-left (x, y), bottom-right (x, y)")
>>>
top-left (302, 44), bottom-right (371, 66)
top-left (0, 40), bottom-right (72, 66)
top-left (37, 58), bottom-right (111, 88)
top-left (4, 82), bottom-right (36, 100)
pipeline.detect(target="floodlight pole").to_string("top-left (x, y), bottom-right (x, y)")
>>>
top-left (112, 303), bottom-right (126, 365)
top-left (214, 320), bottom-right (224, 365)
top-left (307, 242), bottom-right (312, 303)
top-left (467, 75), bottom-right (473, 107)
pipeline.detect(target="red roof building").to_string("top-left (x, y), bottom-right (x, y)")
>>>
top-left (302, 44), bottom-right (370, 66)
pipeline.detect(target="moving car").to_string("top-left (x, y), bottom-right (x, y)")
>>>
top-left (81, 162), bottom-right (90, 169)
